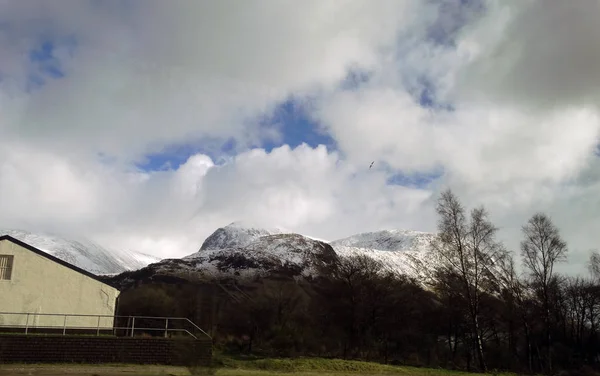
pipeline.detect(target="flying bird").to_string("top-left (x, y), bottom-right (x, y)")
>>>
top-left (369, 161), bottom-right (374, 169)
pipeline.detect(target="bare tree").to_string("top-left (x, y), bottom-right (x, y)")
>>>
top-left (332, 254), bottom-right (385, 357)
top-left (520, 212), bottom-right (568, 373)
top-left (588, 250), bottom-right (600, 281)
top-left (585, 252), bottom-right (600, 357)
top-left (496, 252), bottom-right (536, 372)
top-left (430, 189), bottom-right (506, 372)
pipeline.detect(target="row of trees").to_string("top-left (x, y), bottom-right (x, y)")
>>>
top-left (429, 190), bottom-right (572, 373)
top-left (116, 190), bottom-right (600, 374)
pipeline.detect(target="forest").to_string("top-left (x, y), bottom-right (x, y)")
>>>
top-left (114, 190), bottom-right (600, 375)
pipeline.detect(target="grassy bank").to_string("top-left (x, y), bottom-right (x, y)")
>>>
top-left (0, 357), bottom-right (516, 376)
top-left (210, 355), bottom-right (514, 376)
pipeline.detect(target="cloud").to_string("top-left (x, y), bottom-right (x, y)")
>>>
top-left (0, 0), bottom-right (421, 161)
top-left (456, 0), bottom-right (600, 111)
top-left (1, 0), bottom-right (600, 275)
top-left (0, 143), bottom-right (435, 258)
top-left (307, 0), bottom-right (600, 273)
top-left (0, 143), bottom-right (102, 227)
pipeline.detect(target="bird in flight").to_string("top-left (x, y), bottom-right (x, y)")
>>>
top-left (369, 161), bottom-right (374, 169)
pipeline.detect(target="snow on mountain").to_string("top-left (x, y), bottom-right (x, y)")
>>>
top-left (332, 246), bottom-right (432, 280)
top-left (331, 229), bottom-right (434, 252)
top-left (0, 229), bottom-right (161, 276)
top-left (197, 221), bottom-right (286, 251)
top-left (330, 229), bottom-right (436, 280)
top-left (150, 224), bottom-right (434, 281)
top-left (0, 222), bottom-right (437, 284)
top-left (163, 232), bottom-right (338, 278)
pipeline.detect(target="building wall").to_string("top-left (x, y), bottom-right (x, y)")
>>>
top-left (0, 239), bottom-right (120, 329)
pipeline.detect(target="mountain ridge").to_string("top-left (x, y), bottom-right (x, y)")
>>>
top-left (1, 222), bottom-right (437, 282)
top-left (107, 222), bottom-right (437, 287)
top-left (0, 229), bottom-right (161, 276)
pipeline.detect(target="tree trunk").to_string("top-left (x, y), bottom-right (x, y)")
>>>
top-left (473, 315), bottom-right (487, 372)
top-left (524, 321), bottom-right (533, 373)
top-left (546, 308), bottom-right (552, 373)
top-left (467, 299), bottom-right (487, 372)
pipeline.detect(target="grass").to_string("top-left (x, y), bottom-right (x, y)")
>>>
top-left (0, 357), bottom-right (517, 376)
top-left (209, 355), bottom-right (515, 376)
top-left (0, 363), bottom-right (190, 375)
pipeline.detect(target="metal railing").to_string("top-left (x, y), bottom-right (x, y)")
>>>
top-left (0, 312), bottom-right (211, 340)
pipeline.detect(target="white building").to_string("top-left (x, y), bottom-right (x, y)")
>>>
top-left (0, 235), bottom-right (120, 330)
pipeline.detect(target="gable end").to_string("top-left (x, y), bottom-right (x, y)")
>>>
top-left (0, 235), bottom-right (121, 291)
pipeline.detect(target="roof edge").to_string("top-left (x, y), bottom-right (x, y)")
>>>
top-left (0, 235), bottom-right (121, 291)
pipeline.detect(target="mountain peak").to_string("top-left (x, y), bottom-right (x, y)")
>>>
top-left (163, 232), bottom-right (339, 279)
top-left (225, 220), bottom-right (287, 232)
top-left (197, 221), bottom-right (285, 252)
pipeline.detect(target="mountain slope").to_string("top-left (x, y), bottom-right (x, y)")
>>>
top-left (156, 232), bottom-right (338, 279)
top-left (330, 229), bottom-right (436, 280)
top-left (108, 224), bottom-right (435, 288)
top-left (198, 221), bottom-right (284, 251)
top-left (0, 229), bottom-right (161, 276)
top-left (330, 229), bottom-right (433, 252)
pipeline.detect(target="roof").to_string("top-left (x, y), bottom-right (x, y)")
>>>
top-left (0, 235), bottom-right (120, 291)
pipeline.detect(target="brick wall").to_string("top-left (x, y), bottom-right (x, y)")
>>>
top-left (0, 335), bottom-right (212, 366)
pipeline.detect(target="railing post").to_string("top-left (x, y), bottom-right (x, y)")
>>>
top-left (63, 315), bottom-right (67, 335)
top-left (130, 316), bottom-right (135, 337)
top-left (164, 318), bottom-right (169, 338)
top-left (25, 313), bottom-right (29, 335)
top-left (96, 315), bottom-right (101, 336)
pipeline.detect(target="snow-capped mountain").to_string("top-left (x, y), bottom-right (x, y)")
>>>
top-left (155, 231), bottom-right (338, 279)
top-left (105, 223), bottom-right (436, 287)
top-left (0, 229), bottom-right (161, 276)
top-left (1, 222), bottom-right (439, 286)
top-left (199, 221), bottom-right (285, 251)
top-left (331, 229), bottom-right (436, 280)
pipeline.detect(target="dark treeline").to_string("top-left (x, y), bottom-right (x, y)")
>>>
top-left (114, 190), bottom-right (600, 375)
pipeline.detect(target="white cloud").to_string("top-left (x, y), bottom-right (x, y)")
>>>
top-left (456, 0), bottom-right (600, 111)
top-left (1, 0), bottom-right (600, 275)
top-left (0, 143), bottom-right (102, 228)
top-left (0, 143), bottom-right (436, 258)
top-left (309, 0), bottom-right (600, 272)
top-left (0, 0), bottom-right (421, 161)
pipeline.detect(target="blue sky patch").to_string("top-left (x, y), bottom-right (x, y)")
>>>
top-left (137, 97), bottom-right (337, 172)
top-left (136, 138), bottom-right (237, 172)
top-left (426, 0), bottom-right (486, 47)
top-left (339, 68), bottom-right (373, 91)
top-left (387, 167), bottom-right (445, 189)
top-left (29, 41), bottom-right (65, 77)
top-left (418, 76), bottom-right (437, 107)
top-left (259, 97), bottom-right (337, 152)
top-left (26, 37), bottom-right (76, 92)
top-left (413, 75), bottom-right (455, 111)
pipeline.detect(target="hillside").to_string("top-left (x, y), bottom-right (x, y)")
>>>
top-left (331, 229), bottom-right (436, 280)
top-left (102, 222), bottom-right (436, 290)
top-left (0, 229), bottom-right (161, 275)
top-left (111, 231), bottom-right (339, 287)
top-left (192, 224), bottom-right (436, 280)
top-left (330, 229), bottom-right (433, 252)
top-left (1, 223), bottom-right (439, 284)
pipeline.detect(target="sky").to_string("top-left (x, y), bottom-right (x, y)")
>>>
top-left (1, 0), bottom-right (599, 274)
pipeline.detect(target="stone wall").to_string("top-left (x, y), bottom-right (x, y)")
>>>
top-left (0, 335), bottom-right (212, 366)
